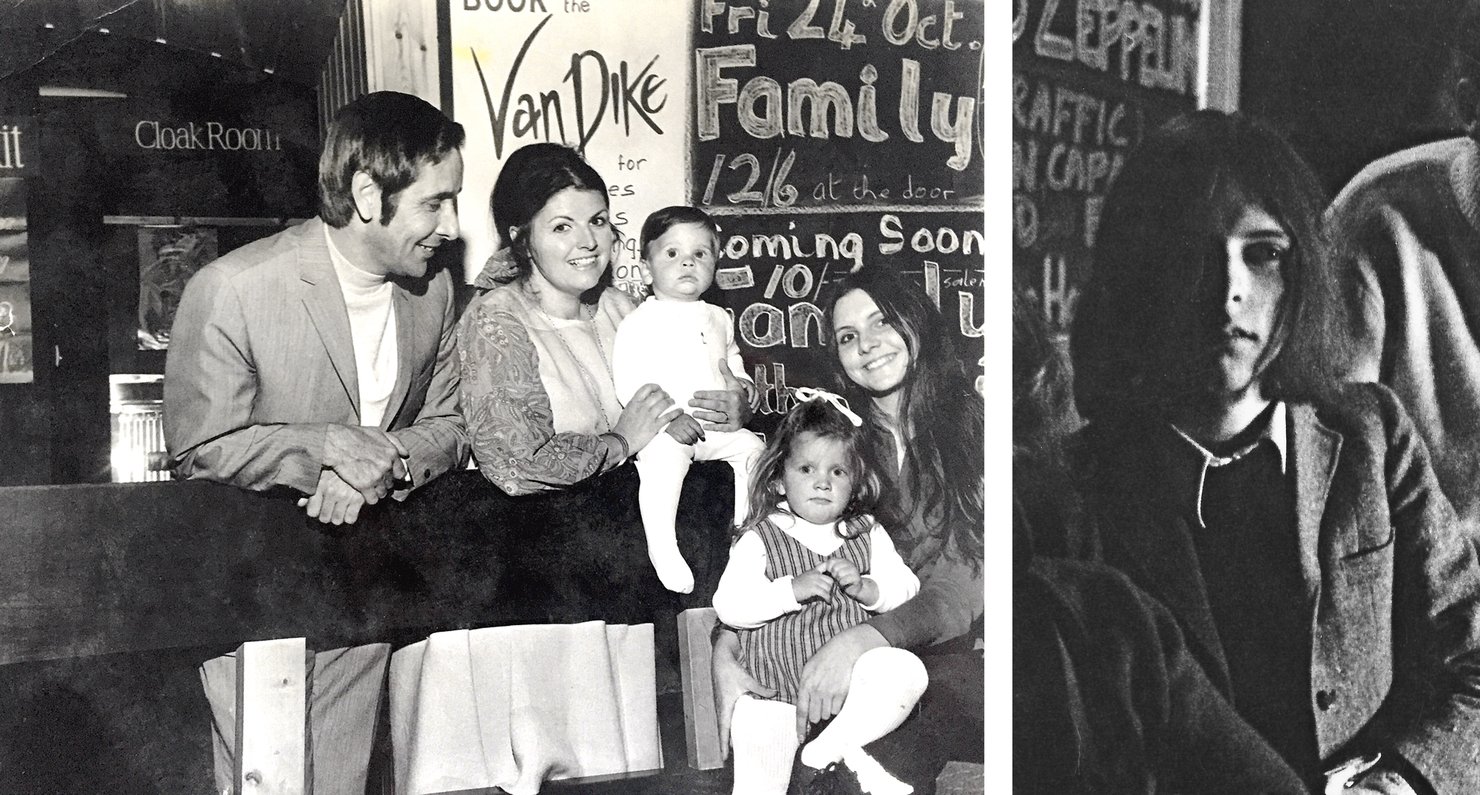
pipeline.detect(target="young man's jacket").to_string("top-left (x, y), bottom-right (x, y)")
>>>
top-left (1077, 382), bottom-right (1480, 792)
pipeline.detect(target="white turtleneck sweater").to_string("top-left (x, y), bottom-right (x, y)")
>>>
top-left (326, 228), bottom-right (398, 428)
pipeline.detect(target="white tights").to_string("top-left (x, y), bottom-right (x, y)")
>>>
top-left (635, 429), bottom-right (763, 593)
top-left (730, 647), bottom-right (928, 795)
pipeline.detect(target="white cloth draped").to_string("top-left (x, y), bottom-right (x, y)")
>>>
top-left (388, 621), bottom-right (662, 795)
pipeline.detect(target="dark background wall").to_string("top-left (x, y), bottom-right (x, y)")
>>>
top-left (0, 33), bottom-right (320, 487)
top-left (1240, 0), bottom-right (1462, 196)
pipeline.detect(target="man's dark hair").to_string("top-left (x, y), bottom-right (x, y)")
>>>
top-left (318, 92), bottom-right (465, 228)
top-left (1071, 110), bottom-right (1356, 421)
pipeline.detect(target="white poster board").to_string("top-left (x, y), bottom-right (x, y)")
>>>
top-left (449, 0), bottom-right (692, 293)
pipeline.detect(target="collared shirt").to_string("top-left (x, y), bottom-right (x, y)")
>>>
top-left (1169, 401), bottom-right (1288, 529)
top-left (1164, 401), bottom-right (1317, 775)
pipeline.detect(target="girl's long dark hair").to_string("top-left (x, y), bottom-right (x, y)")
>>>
top-left (1072, 110), bottom-right (1356, 421)
top-left (824, 268), bottom-right (984, 569)
top-left (741, 398), bottom-right (883, 540)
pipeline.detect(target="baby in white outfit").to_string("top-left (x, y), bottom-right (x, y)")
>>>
top-left (612, 206), bottom-right (764, 593)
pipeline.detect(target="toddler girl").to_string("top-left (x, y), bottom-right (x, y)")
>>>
top-left (712, 390), bottom-right (925, 795)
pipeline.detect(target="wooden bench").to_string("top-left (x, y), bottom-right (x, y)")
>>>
top-left (235, 638), bottom-right (308, 794)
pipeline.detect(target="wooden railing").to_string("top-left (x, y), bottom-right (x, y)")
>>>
top-left (0, 465), bottom-right (733, 665)
top-left (0, 465), bottom-right (735, 788)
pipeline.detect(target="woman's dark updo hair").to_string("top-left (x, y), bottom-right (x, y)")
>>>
top-left (490, 143), bottom-right (611, 281)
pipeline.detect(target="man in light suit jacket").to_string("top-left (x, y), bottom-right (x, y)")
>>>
top-left (164, 91), bottom-right (470, 795)
top-left (166, 92), bottom-right (468, 526)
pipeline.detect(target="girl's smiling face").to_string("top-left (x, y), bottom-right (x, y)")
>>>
top-left (832, 288), bottom-right (911, 397)
top-left (778, 431), bottom-right (856, 525)
top-left (521, 187), bottom-right (615, 299)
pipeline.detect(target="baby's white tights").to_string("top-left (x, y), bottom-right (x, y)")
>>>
top-left (635, 429), bottom-right (762, 594)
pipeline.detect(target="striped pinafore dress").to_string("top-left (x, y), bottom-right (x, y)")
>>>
top-left (737, 514), bottom-right (874, 704)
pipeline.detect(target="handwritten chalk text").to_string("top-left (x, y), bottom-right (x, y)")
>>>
top-left (1013, 0), bottom-right (1197, 95)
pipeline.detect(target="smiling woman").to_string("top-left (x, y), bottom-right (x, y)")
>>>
top-left (831, 288), bottom-right (913, 413)
top-left (521, 186), bottom-right (616, 301)
top-left (408, 143), bottom-right (755, 790)
top-left (454, 143), bottom-right (687, 497)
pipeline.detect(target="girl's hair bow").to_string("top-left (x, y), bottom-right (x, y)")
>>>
top-left (792, 386), bottom-right (863, 427)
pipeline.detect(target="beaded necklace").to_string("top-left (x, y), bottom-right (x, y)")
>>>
top-left (535, 297), bottom-right (617, 432)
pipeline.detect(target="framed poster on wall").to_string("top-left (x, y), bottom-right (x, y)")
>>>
top-left (136, 226), bottom-right (218, 351)
top-left (446, 0), bottom-right (692, 293)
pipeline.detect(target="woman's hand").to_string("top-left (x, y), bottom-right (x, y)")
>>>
top-left (712, 628), bottom-right (778, 759)
top-left (794, 623), bottom-right (889, 737)
top-left (614, 383), bottom-right (682, 453)
top-left (690, 359), bottom-right (754, 432)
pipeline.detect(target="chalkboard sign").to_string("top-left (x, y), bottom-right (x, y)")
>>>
top-left (693, 0), bottom-right (985, 423)
top-left (1012, 0), bottom-right (1201, 333)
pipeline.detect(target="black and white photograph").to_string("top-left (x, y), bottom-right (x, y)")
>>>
top-left (0, 0), bottom-right (988, 792)
top-left (1014, 0), bottom-right (1480, 793)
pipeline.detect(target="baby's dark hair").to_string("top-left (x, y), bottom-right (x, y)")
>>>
top-left (741, 395), bottom-right (883, 540)
top-left (639, 205), bottom-right (720, 262)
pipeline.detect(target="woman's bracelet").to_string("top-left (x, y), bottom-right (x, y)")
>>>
top-left (600, 431), bottom-right (630, 462)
